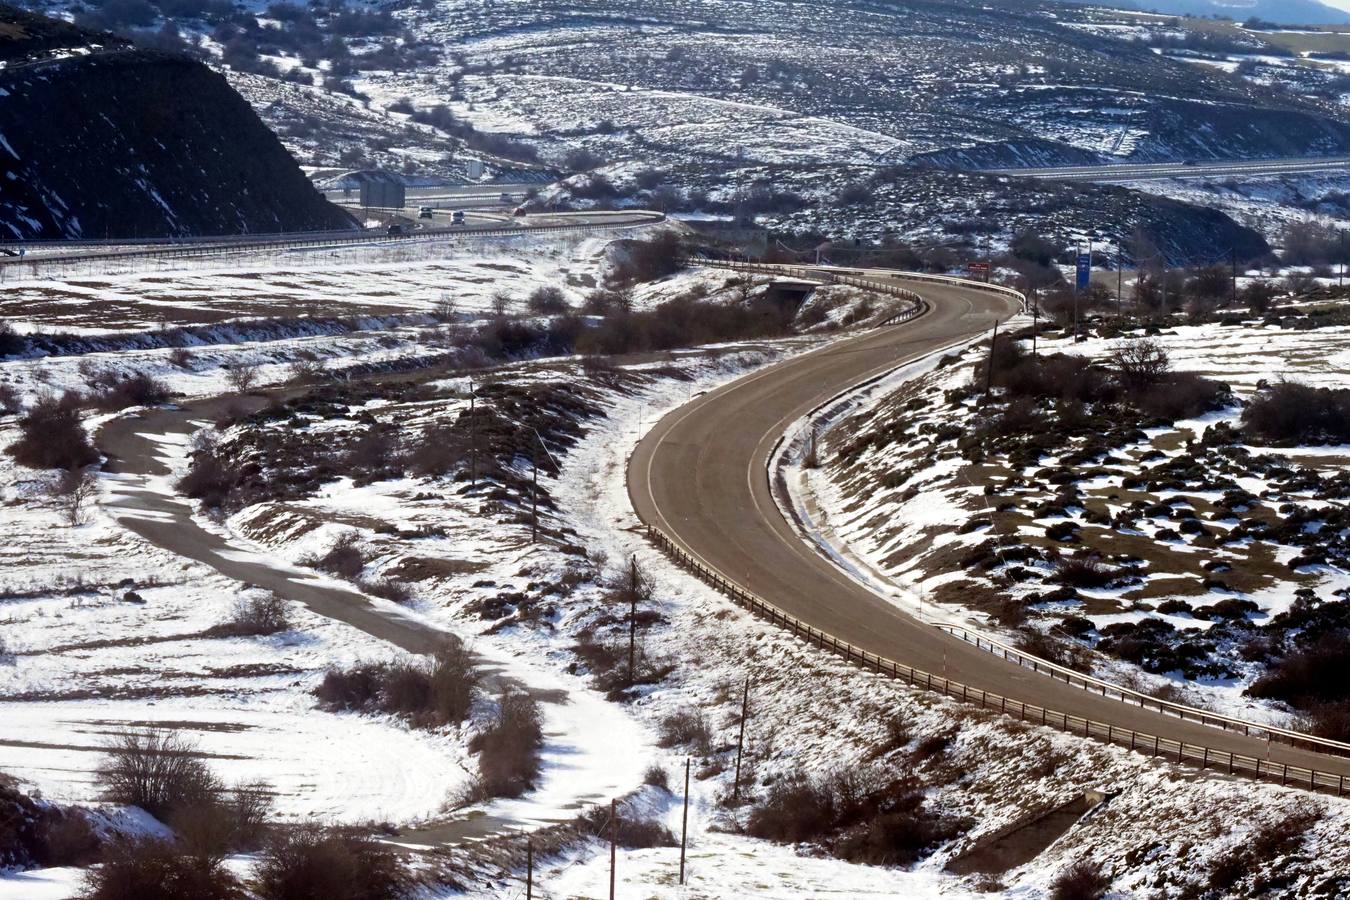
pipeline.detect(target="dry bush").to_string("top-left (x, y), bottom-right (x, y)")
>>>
top-left (170, 781), bottom-right (274, 866)
top-left (1249, 632), bottom-right (1350, 736)
top-left (168, 348), bottom-right (194, 370)
top-left (216, 594), bottom-right (289, 638)
top-left (177, 430), bottom-right (244, 511)
top-left (1054, 557), bottom-right (1117, 589)
top-left (359, 576), bottom-right (413, 605)
top-left (52, 468), bottom-right (99, 526)
top-left (527, 285), bottom-right (569, 315)
top-left (80, 837), bottom-right (240, 900)
top-left (1050, 859), bottom-right (1110, 900)
top-left (286, 355), bottom-right (327, 383)
top-left (224, 360), bottom-right (263, 394)
top-left (1242, 381), bottom-right (1350, 445)
top-left (1206, 811), bottom-right (1320, 893)
top-left (7, 392), bottom-right (98, 471)
top-left (87, 371), bottom-right (171, 412)
top-left (253, 823), bottom-right (408, 900)
top-left (96, 730), bottom-right (221, 822)
top-left (301, 531), bottom-right (366, 579)
top-left (469, 690), bottom-right (543, 799)
top-left (643, 765), bottom-right (669, 791)
top-left (0, 382), bottom-right (21, 415)
top-left (656, 710), bottom-right (712, 754)
top-left (577, 805), bottom-right (676, 849)
top-left (746, 768), bottom-right (960, 866)
top-left (314, 643), bottom-right (478, 728)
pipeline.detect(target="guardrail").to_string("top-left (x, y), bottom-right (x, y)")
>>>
top-left (645, 523), bottom-right (1349, 796)
top-left (933, 623), bottom-right (1350, 757)
top-left (0, 213), bottom-right (666, 278)
top-left (685, 256), bottom-right (929, 325)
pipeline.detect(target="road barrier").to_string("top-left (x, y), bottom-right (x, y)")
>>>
top-left (645, 523), bottom-right (1349, 796)
top-left (649, 259), bottom-right (1350, 793)
top-left (0, 213), bottom-right (666, 280)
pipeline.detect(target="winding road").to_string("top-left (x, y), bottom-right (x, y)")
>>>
top-left (628, 266), bottom-right (1350, 788)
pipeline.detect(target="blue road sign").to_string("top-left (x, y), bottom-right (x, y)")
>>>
top-left (1076, 253), bottom-right (1091, 290)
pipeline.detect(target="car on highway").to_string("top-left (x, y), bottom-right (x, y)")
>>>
top-left (499, 192), bottom-right (513, 203)
top-left (418, 206), bottom-right (434, 219)
top-left (386, 224), bottom-right (407, 236)
top-left (451, 211), bottom-right (465, 225)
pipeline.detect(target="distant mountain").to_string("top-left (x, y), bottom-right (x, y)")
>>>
top-left (1069, 0), bottom-right (1350, 26)
top-left (0, 5), bottom-right (355, 240)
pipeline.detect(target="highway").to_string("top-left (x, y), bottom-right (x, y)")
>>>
top-left (991, 155), bottom-right (1350, 183)
top-left (628, 265), bottom-right (1350, 791)
top-left (0, 210), bottom-right (663, 272)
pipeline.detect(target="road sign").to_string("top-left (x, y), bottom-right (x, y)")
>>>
top-left (967, 261), bottom-right (990, 282)
top-left (1076, 253), bottom-right (1091, 290)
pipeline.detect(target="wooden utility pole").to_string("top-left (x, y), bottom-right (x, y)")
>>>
top-left (679, 757), bottom-right (691, 885)
top-left (1117, 251), bottom-right (1124, 317)
top-left (984, 320), bottom-right (999, 395)
top-left (627, 557), bottom-right (639, 686)
top-left (526, 836), bottom-right (533, 900)
top-left (531, 442), bottom-right (539, 543)
top-left (609, 798), bottom-right (618, 900)
top-left (733, 677), bottom-right (751, 801)
top-left (1031, 290), bottom-right (1039, 358)
top-left (1231, 248), bottom-right (1238, 307)
top-left (468, 383), bottom-right (478, 488)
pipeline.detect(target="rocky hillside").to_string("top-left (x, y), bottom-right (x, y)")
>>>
top-left (0, 6), bottom-right (354, 241)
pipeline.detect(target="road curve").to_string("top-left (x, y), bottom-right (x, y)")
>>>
top-left (628, 268), bottom-right (1350, 784)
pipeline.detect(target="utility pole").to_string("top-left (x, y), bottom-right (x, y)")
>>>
top-left (468, 380), bottom-right (478, 488)
top-left (627, 557), bottom-right (639, 686)
top-left (1231, 248), bottom-right (1238, 308)
top-left (1341, 230), bottom-right (1346, 290)
top-left (531, 441), bottom-right (539, 544)
top-left (1031, 290), bottom-right (1039, 358)
top-left (526, 836), bottom-right (533, 900)
top-left (984, 320), bottom-right (999, 395)
top-left (679, 757), bottom-right (691, 886)
top-left (1117, 248), bottom-right (1124, 318)
top-left (732, 677), bottom-right (751, 801)
top-left (609, 798), bottom-right (618, 900)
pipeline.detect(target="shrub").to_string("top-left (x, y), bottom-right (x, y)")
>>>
top-left (1133, 371), bottom-right (1229, 421)
top-left (168, 348), bottom-right (194, 369)
top-left (0, 320), bottom-right (24, 357)
top-left (217, 594), bottom-right (289, 637)
top-left (1242, 381), bottom-right (1350, 445)
top-left (746, 769), bottom-right (960, 866)
top-left (656, 710), bottom-right (712, 754)
top-left (253, 824), bottom-right (408, 900)
top-left (96, 730), bottom-right (221, 823)
top-left (527, 285), bottom-right (569, 315)
top-left (577, 805), bottom-right (676, 849)
top-left (0, 382), bottom-right (20, 415)
top-left (1050, 859), bottom-right (1110, 900)
top-left (87, 371), bottom-right (171, 412)
top-left (643, 765), bottom-right (669, 791)
top-left (359, 576), bottom-right (412, 604)
top-left (224, 360), bottom-right (263, 394)
top-left (80, 837), bottom-right (240, 900)
top-left (1249, 631), bottom-right (1350, 713)
top-left (176, 435), bottom-right (241, 510)
top-left (469, 690), bottom-right (543, 799)
top-left (314, 643), bottom-right (478, 728)
top-left (8, 392), bottom-right (98, 471)
top-left (302, 531), bottom-right (366, 579)
top-left (1054, 557), bottom-right (1117, 589)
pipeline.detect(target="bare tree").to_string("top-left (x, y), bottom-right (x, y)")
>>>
top-left (224, 359), bottom-right (263, 394)
top-left (490, 289), bottom-right (514, 317)
top-left (1113, 337), bottom-right (1171, 390)
top-left (52, 468), bottom-right (98, 526)
top-left (286, 353), bottom-right (327, 383)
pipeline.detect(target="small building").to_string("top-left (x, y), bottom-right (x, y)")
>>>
top-left (465, 158), bottom-right (485, 180)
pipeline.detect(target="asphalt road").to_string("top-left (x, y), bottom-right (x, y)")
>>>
top-left (992, 155), bottom-right (1350, 183)
top-left (628, 269), bottom-right (1350, 780)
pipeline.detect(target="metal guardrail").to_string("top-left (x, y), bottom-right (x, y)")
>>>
top-left (933, 623), bottom-right (1350, 757)
top-left (658, 257), bottom-right (1350, 793)
top-left (645, 524), bottom-right (1349, 796)
top-left (0, 213), bottom-right (666, 278)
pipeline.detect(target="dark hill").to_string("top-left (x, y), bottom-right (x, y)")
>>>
top-left (0, 6), bottom-right (354, 240)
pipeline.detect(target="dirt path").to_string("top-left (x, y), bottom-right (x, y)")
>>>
top-left (96, 392), bottom-right (564, 845)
